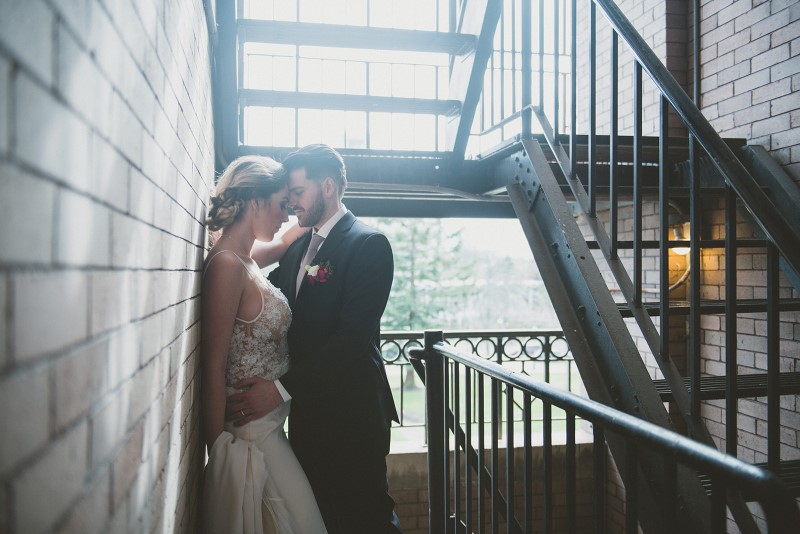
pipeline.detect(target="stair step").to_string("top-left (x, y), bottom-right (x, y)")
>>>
top-left (616, 299), bottom-right (800, 318)
top-left (698, 459), bottom-right (800, 499)
top-left (653, 372), bottom-right (800, 402)
top-left (586, 238), bottom-right (768, 251)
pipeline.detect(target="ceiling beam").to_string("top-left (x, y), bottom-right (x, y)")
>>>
top-left (238, 19), bottom-right (476, 54)
top-left (446, 0), bottom-right (502, 157)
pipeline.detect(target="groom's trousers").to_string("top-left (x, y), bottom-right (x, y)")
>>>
top-left (292, 426), bottom-right (402, 534)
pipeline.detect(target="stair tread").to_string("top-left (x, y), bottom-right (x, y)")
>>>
top-left (653, 372), bottom-right (800, 400)
top-left (616, 299), bottom-right (800, 317)
top-left (698, 459), bottom-right (800, 498)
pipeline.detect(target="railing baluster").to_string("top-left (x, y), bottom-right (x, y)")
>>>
top-left (625, 439), bottom-right (638, 533)
top-left (466, 366), bottom-right (473, 533)
top-left (544, 400), bottom-right (553, 533)
top-left (424, 331), bottom-right (446, 533)
top-left (689, 138), bottom-right (701, 422)
top-left (664, 456), bottom-right (677, 533)
top-left (588, 0), bottom-right (597, 216)
top-left (725, 185), bottom-right (738, 456)
top-left (524, 392), bottom-right (533, 532)
top-left (454, 361), bottom-right (462, 528)
top-left (610, 30), bottom-right (619, 259)
top-left (521, 0), bottom-right (531, 138)
top-left (566, 412), bottom-right (576, 534)
top-left (659, 95), bottom-right (670, 360)
top-left (767, 242), bottom-right (780, 474)
top-left (478, 371), bottom-right (486, 533)
top-left (445, 354), bottom-right (452, 523)
top-left (505, 384), bottom-right (515, 534)
top-left (491, 378), bottom-right (500, 534)
top-left (633, 61), bottom-right (643, 306)
top-left (710, 477), bottom-right (726, 534)
top-left (569, 0), bottom-right (576, 173)
top-left (553, 0), bottom-right (560, 138)
top-left (499, 0), bottom-right (505, 121)
top-left (593, 426), bottom-right (606, 534)
top-left (538, 0), bottom-right (544, 110)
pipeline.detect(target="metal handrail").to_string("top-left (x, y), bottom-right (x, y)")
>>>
top-left (592, 0), bottom-right (800, 275)
top-left (420, 337), bottom-right (800, 533)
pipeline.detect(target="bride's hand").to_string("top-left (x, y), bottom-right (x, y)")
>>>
top-left (226, 377), bottom-right (283, 426)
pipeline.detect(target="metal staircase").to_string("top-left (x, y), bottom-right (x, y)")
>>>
top-left (473, 1), bottom-right (800, 529)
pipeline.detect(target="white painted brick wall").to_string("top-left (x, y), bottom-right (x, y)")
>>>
top-left (0, 0), bottom-right (213, 532)
top-left (699, 0), bottom-right (800, 183)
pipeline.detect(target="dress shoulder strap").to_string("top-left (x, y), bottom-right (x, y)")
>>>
top-left (203, 249), bottom-right (253, 277)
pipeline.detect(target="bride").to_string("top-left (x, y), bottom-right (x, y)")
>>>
top-left (201, 155), bottom-right (326, 533)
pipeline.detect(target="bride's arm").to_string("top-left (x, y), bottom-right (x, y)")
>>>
top-left (250, 223), bottom-right (309, 268)
top-left (200, 253), bottom-right (246, 450)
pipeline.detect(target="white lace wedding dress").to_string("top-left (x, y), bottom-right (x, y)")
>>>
top-left (202, 251), bottom-right (326, 534)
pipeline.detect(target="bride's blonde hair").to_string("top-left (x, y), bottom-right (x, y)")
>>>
top-left (206, 155), bottom-right (285, 232)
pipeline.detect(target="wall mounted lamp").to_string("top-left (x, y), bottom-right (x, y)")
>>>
top-left (671, 220), bottom-right (691, 256)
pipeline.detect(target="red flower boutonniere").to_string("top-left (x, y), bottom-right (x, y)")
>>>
top-left (305, 261), bottom-right (333, 285)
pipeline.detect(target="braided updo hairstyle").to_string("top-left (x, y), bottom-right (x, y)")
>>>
top-left (206, 155), bottom-right (286, 232)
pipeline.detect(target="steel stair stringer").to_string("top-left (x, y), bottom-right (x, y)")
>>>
top-left (504, 139), bottom-right (714, 534)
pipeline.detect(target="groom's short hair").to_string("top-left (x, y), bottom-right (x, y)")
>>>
top-left (283, 144), bottom-right (347, 198)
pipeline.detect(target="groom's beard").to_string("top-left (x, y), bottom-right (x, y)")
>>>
top-left (299, 187), bottom-right (326, 228)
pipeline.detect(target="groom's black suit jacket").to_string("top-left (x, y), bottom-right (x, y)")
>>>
top-left (268, 211), bottom-right (398, 448)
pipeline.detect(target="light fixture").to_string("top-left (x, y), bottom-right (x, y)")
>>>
top-left (672, 221), bottom-right (691, 256)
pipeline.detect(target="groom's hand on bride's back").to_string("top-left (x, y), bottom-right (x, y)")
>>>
top-left (225, 377), bottom-right (283, 426)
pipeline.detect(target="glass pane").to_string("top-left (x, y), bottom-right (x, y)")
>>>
top-left (392, 0), bottom-right (414, 29)
top-left (414, 0), bottom-right (436, 31)
top-left (345, 61), bottom-right (366, 95)
top-left (321, 110), bottom-right (346, 147)
top-left (245, 0), bottom-right (274, 20)
top-left (345, 111), bottom-right (367, 148)
top-left (273, 0), bottom-right (297, 21)
top-left (345, 0), bottom-right (368, 26)
top-left (324, 0), bottom-right (347, 25)
top-left (369, 0), bottom-right (392, 28)
top-left (438, 115), bottom-right (447, 151)
top-left (298, 58), bottom-right (322, 92)
top-left (370, 112), bottom-right (391, 149)
top-left (245, 107), bottom-right (273, 146)
top-left (391, 113), bottom-right (414, 150)
top-left (438, 66), bottom-right (448, 99)
top-left (322, 60), bottom-right (346, 94)
top-left (392, 64), bottom-right (414, 98)
top-left (414, 65), bottom-right (435, 99)
top-left (370, 63), bottom-right (391, 96)
top-left (299, 0), bottom-right (325, 22)
top-left (246, 55), bottom-right (273, 90)
top-left (298, 109), bottom-right (322, 146)
top-left (273, 107), bottom-right (296, 146)
top-left (413, 114), bottom-right (435, 151)
top-left (273, 56), bottom-right (296, 91)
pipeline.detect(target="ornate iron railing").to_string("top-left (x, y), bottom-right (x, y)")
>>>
top-left (381, 329), bottom-right (579, 446)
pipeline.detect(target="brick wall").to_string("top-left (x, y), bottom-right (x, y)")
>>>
top-left (0, 0), bottom-right (214, 533)
top-left (696, 0), bottom-right (800, 184)
top-left (388, 443), bottom-right (595, 533)
top-left (697, 201), bottom-right (800, 450)
top-left (574, 0), bottom-right (690, 137)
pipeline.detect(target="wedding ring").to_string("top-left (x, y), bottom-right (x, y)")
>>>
top-left (240, 409), bottom-right (246, 417)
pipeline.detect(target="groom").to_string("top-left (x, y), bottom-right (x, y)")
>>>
top-left (250, 144), bottom-right (401, 533)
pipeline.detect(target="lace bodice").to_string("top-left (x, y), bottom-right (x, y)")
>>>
top-left (205, 251), bottom-right (292, 392)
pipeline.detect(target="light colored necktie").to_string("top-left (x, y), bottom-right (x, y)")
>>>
top-left (296, 232), bottom-right (325, 295)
